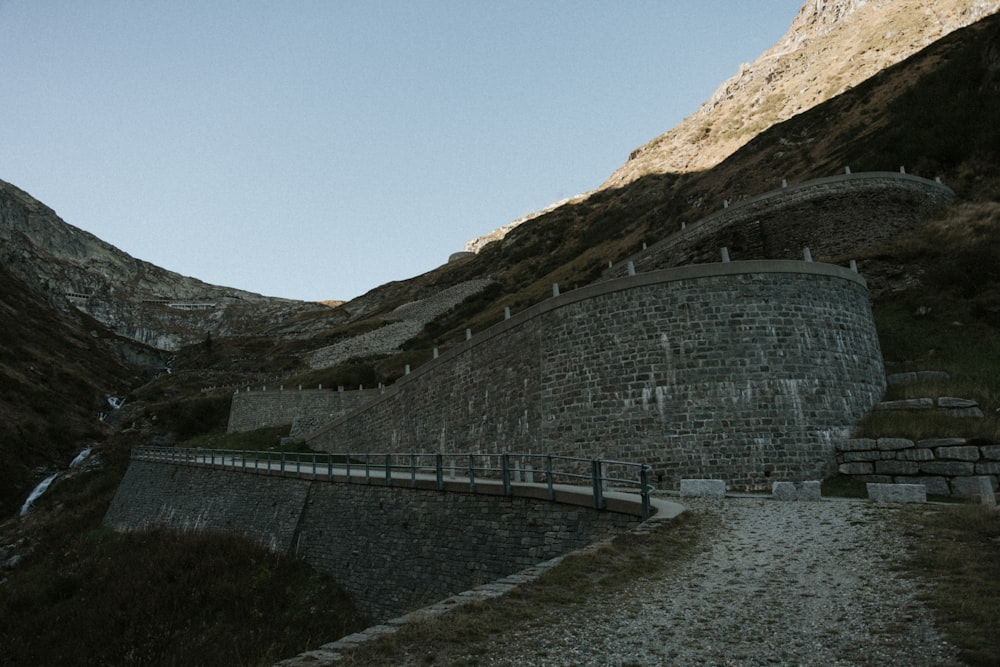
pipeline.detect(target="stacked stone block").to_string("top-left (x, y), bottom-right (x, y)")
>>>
top-left (836, 437), bottom-right (1000, 496)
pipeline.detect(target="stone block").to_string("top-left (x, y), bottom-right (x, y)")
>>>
top-left (949, 407), bottom-right (985, 418)
top-left (896, 448), bottom-right (935, 462)
top-left (875, 459), bottom-right (919, 475)
top-left (981, 445), bottom-right (1000, 461)
top-left (679, 479), bottom-right (726, 497)
top-left (771, 480), bottom-right (821, 501)
top-left (841, 450), bottom-right (881, 462)
top-left (867, 483), bottom-right (926, 504)
top-left (875, 398), bottom-right (934, 411)
top-left (876, 438), bottom-right (914, 451)
top-left (937, 397), bottom-right (979, 409)
top-left (916, 438), bottom-right (966, 449)
top-left (836, 438), bottom-right (876, 452)
top-left (838, 462), bottom-right (873, 475)
top-left (976, 462), bottom-right (1000, 475)
top-left (950, 476), bottom-right (996, 506)
top-left (858, 474), bottom-right (893, 484)
top-left (902, 476), bottom-right (950, 496)
top-left (885, 372), bottom-right (916, 386)
top-left (935, 446), bottom-right (981, 461)
top-left (919, 461), bottom-right (976, 476)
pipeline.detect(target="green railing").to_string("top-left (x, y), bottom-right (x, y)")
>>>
top-left (131, 446), bottom-right (655, 520)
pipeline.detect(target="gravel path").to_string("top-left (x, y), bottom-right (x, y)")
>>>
top-left (470, 496), bottom-right (963, 666)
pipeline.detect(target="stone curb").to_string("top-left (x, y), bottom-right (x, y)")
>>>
top-left (274, 496), bottom-right (684, 666)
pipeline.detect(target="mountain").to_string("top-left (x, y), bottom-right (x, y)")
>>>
top-left (0, 179), bottom-right (341, 351)
top-left (605, 0), bottom-right (1000, 185)
top-left (465, 0), bottom-right (999, 253)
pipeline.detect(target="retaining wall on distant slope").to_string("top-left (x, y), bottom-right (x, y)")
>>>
top-left (227, 387), bottom-right (380, 434)
top-left (605, 171), bottom-right (954, 278)
top-left (304, 260), bottom-right (886, 490)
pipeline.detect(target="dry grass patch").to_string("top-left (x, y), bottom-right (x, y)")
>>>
top-left (336, 512), bottom-right (711, 666)
top-left (897, 504), bottom-right (1000, 667)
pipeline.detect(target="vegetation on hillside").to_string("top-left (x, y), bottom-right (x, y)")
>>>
top-left (1, 11), bottom-right (999, 667)
top-left (901, 504), bottom-right (1000, 667)
top-left (0, 428), bottom-right (368, 667)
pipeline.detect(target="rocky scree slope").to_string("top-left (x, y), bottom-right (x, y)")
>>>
top-left (606, 0), bottom-right (1000, 185)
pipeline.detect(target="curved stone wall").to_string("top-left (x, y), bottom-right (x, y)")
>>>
top-left (606, 171), bottom-right (954, 278)
top-left (305, 260), bottom-right (886, 490)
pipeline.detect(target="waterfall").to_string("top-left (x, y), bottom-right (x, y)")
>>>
top-left (18, 447), bottom-right (94, 517)
top-left (69, 447), bottom-right (92, 468)
top-left (19, 474), bottom-right (58, 516)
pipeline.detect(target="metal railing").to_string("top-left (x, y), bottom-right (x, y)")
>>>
top-left (131, 446), bottom-right (655, 520)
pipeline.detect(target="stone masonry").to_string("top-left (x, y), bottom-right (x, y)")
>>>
top-left (304, 260), bottom-right (886, 491)
top-left (103, 460), bottom-right (638, 623)
top-left (605, 172), bottom-right (953, 281)
top-left (836, 437), bottom-right (1000, 497)
top-left (227, 387), bottom-right (380, 435)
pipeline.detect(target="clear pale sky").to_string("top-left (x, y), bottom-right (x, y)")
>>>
top-left (0, 1), bottom-right (803, 302)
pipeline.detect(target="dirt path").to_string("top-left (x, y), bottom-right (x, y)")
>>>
top-left (471, 496), bottom-right (962, 666)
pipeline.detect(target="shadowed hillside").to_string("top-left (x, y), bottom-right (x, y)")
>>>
top-left (0, 8), bottom-right (998, 667)
top-left (0, 264), bottom-right (149, 516)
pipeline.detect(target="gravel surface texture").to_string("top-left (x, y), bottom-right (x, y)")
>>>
top-left (468, 496), bottom-right (963, 666)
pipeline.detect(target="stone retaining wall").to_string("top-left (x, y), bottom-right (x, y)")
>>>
top-left (305, 260), bottom-right (886, 491)
top-left (103, 460), bottom-right (637, 622)
top-left (227, 387), bottom-right (379, 434)
top-left (606, 172), bottom-right (953, 278)
top-left (836, 437), bottom-right (1000, 496)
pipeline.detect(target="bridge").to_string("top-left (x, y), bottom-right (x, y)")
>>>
top-left (104, 447), bottom-right (673, 622)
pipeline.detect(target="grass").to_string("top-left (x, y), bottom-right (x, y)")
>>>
top-left (0, 527), bottom-right (369, 667)
top-left (852, 201), bottom-right (1000, 442)
top-left (0, 437), bottom-right (369, 667)
top-left (186, 425), bottom-right (293, 451)
top-left (334, 512), bottom-right (711, 666)
top-left (896, 504), bottom-right (1000, 666)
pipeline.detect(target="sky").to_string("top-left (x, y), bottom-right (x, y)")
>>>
top-left (0, 1), bottom-right (804, 302)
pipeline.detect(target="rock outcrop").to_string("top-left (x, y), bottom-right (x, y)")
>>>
top-left (0, 179), bottom-right (335, 350)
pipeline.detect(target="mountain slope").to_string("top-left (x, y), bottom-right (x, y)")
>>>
top-left (0, 264), bottom-right (147, 516)
top-left (358, 10), bottom-right (1000, 380)
top-left (0, 179), bottom-right (339, 350)
top-left (603, 0), bottom-right (1000, 186)
top-left (464, 0), bottom-right (998, 253)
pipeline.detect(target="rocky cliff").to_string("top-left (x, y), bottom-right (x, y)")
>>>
top-left (0, 179), bottom-right (336, 350)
